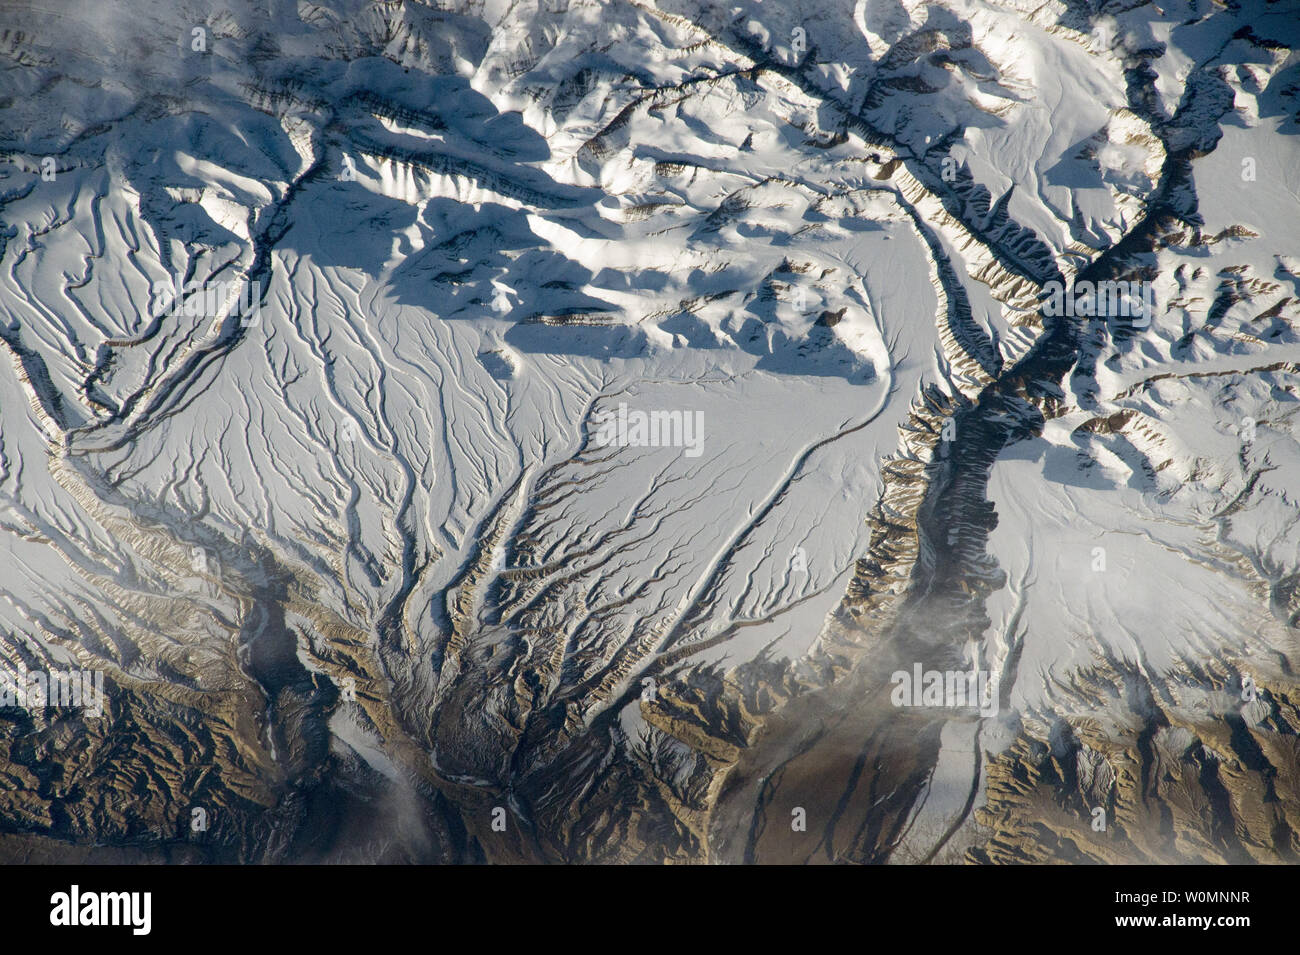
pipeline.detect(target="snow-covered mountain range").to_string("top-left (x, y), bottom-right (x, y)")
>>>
top-left (0, 0), bottom-right (1297, 862)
